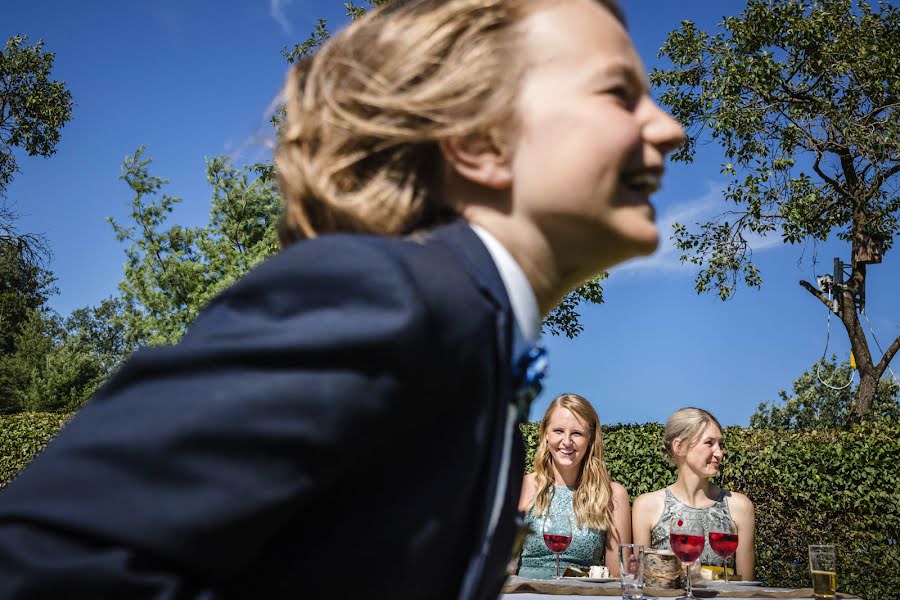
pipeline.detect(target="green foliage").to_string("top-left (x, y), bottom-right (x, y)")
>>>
top-left (280, 0), bottom-right (391, 64)
top-left (63, 296), bottom-right (133, 376)
top-left (0, 35), bottom-right (74, 198)
top-left (108, 147), bottom-right (280, 346)
top-left (752, 356), bottom-right (900, 429)
top-left (541, 275), bottom-right (607, 339)
top-left (0, 412), bottom-right (70, 488)
top-left (520, 421), bottom-right (900, 598)
top-left (652, 0), bottom-right (900, 299)
top-left (0, 309), bottom-right (107, 413)
top-left (0, 243), bottom-right (56, 354)
top-left (724, 424), bottom-right (900, 600)
top-left (653, 0), bottom-right (900, 417)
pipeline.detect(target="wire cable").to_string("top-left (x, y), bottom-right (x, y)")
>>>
top-left (816, 290), bottom-right (854, 390)
top-left (862, 310), bottom-right (900, 385)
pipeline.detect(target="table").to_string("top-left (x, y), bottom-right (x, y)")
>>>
top-left (500, 576), bottom-right (862, 599)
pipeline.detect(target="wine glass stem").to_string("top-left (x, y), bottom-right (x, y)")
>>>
top-left (686, 560), bottom-right (693, 597)
top-left (555, 553), bottom-right (561, 579)
top-left (725, 555), bottom-right (729, 583)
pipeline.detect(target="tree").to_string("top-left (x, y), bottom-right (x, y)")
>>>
top-left (652, 0), bottom-right (900, 416)
top-left (0, 243), bottom-right (56, 355)
top-left (109, 147), bottom-right (280, 346)
top-left (0, 308), bottom-right (108, 413)
top-left (0, 245), bottom-right (117, 414)
top-left (751, 356), bottom-right (900, 429)
top-left (0, 35), bottom-right (73, 257)
top-left (281, 0), bottom-right (605, 339)
top-left (64, 296), bottom-right (133, 377)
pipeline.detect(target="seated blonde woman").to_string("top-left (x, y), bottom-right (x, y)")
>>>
top-left (517, 394), bottom-right (631, 579)
top-left (632, 407), bottom-right (755, 580)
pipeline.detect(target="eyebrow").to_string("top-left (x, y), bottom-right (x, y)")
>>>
top-left (585, 60), bottom-right (647, 92)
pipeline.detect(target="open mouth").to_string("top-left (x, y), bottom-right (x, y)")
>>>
top-left (621, 170), bottom-right (662, 194)
top-left (557, 449), bottom-right (576, 458)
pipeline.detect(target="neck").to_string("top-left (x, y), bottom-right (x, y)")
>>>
top-left (462, 209), bottom-right (604, 316)
top-left (672, 470), bottom-right (714, 507)
top-left (551, 461), bottom-right (580, 488)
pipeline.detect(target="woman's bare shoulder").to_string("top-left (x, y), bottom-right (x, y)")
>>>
top-left (633, 488), bottom-right (666, 509)
top-left (723, 489), bottom-right (754, 512)
top-left (519, 472), bottom-right (538, 512)
top-left (610, 480), bottom-right (630, 501)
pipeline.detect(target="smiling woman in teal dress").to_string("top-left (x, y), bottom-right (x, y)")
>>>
top-left (517, 394), bottom-right (632, 579)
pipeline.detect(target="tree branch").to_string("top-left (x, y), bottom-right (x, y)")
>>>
top-left (861, 97), bottom-right (898, 124)
top-left (812, 151), bottom-right (848, 197)
top-left (875, 334), bottom-right (900, 379)
top-left (869, 163), bottom-right (900, 196)
top-left (799, 280), bottom-right (834, 311)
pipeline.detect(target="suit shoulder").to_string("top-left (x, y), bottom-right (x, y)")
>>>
top-left (186, 234), bottom-right (439, 348)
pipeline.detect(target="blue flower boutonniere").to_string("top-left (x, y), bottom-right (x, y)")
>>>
top-left (513, 343), bottom-right (548, 421)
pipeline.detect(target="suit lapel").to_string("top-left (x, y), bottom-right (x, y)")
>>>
top-left (424, 220), bottom-right (520, 600)
top-left (425, 220), bottom-right (512, 320)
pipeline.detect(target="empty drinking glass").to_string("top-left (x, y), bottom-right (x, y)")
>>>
top-left (619, 543), bottom-right (645, 600)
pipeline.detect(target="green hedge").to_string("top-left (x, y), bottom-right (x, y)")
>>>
top-left (0, 412), bottom-right (71, 488)
top-left (2, 415), bottom-right (896, 598)
top-left (522, 421), bottom-right (899, 600)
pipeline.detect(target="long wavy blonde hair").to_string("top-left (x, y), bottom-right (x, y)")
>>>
top-left (531, 394), bottom-right (615, 532)
top-left (275, 0), bottom-right (624, 245)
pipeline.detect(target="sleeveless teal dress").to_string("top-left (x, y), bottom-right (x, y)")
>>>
top-left (517, 485), bottom-right (607, 579)
top-left (650, 488), bottom-right (734, 567)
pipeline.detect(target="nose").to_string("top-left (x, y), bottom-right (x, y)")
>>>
top-left (640, 97), bottom-right (686, 157)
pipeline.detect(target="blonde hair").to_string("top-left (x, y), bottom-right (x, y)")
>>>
top-left (531, 394), bottom-right (615, 532)
top-left (275, 0), bottom-right (624, 245)
top-left (661, 407), bottom-right (723, 465)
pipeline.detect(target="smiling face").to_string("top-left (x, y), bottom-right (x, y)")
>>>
top-left (681, 422), bottom-right (725, 479)
top-left (545, 406), bottom-right (592, 475)
top-left (508, 0), bottom-right (684, 279)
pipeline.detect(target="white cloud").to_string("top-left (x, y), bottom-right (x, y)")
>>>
top-left (613, 181), bottom-right (782, 276)
top-left (270, 0), bottom-right (293, 34)
top-left (614, 182), bottom-right (724, 275)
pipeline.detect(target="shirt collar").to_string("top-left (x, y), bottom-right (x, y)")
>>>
top-left (469, 224), bottom-right (540, 347)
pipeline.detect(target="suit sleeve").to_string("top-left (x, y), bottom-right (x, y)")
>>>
top-left (0, 237), bottom-right (435, 598)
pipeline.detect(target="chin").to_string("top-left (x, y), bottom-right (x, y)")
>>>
top-left (615, 229), bottom-right (659, 261)
top-left (632, 233), bottom-right (660, 256)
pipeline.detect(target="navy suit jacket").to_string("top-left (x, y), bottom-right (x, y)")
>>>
top-left (0, 221), bottom-right (526, 599)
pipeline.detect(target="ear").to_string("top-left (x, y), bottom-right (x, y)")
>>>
top-left (439, 131), bottom-right (513, 190)
top-left (671, 438), bottom-right (683, 456)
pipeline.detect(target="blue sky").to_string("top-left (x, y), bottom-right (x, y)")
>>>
top-left (3, 1), bottom-right (898, 426)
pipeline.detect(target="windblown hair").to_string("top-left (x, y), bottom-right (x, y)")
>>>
top-left (661, 407), bottom-right (723, 465)
top-left (275, 0), bottom-right (624, 245)
top-left (531, 394), bottom-right (615, 532)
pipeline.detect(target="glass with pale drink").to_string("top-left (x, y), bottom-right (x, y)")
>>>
top-left (808, 545), bottom-right (836, 599)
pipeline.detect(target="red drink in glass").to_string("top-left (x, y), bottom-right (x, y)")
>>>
top-left (709, 532), bottom-right (738, 558)
top-left (543, 533), bottom-right (572, 554)
top-left (670, 533), bottom-right (705, 563)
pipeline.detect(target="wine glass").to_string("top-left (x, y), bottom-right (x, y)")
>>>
top-left (542, 512), bottom-right (573, 580)
top-left (708, 517), bottom-right (738, 583)
top-left (669, 517), bottom-right (705, 599)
